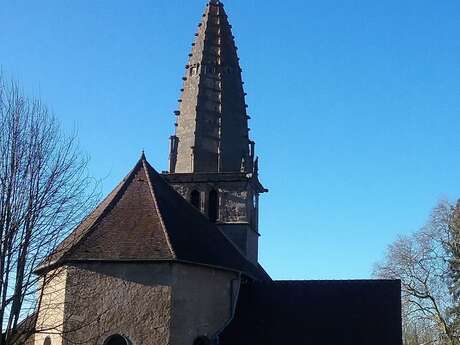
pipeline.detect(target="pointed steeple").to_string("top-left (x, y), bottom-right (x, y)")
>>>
top-left (170, 0), bottom-right (254, 173)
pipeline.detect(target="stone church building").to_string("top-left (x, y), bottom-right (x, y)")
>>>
top-left (33, 1), bottom-right (402, 344)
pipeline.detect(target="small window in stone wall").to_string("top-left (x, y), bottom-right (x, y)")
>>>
top-left (43, 336), bottom-right (51, 345)
top-left (190, 190), bottom-right (201, 210)
top-left (189, 64), bottom-right (200, 76)
top-left (103, 334), bottom-right (130, 345)
top-left (208, 190), bottom-right (219, 223)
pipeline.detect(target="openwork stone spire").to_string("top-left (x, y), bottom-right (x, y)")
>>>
top-left (169, 0), bottom-right (254, 173)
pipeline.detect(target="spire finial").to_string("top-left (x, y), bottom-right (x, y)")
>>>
top-left (141, 150), bottom-right (146, 160)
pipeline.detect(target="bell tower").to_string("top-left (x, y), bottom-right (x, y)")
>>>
top-left (162, 0), bottom-right (267, 264)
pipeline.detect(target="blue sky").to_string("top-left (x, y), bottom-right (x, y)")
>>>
top-left (1, 0), bottom-right (460, 279)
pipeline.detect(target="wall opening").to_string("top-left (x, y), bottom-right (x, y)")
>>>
top-left (208, 190), bottom-right (219, 223)
top-left (190, 190), bottom-right (201, 210)
top-left (103, 335), bottom-right (130, 345)
top-left (43, 337), bottom-right (51, 345)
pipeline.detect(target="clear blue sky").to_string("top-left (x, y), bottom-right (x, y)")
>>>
top-left (1, 0), bottom-right (460, 280)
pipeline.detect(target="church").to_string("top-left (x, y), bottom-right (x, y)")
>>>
top-left (32, 1), bottom-right (402, 344)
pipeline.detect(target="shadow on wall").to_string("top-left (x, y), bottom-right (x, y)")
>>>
top-left (67, 262), bottom-right (174, 287)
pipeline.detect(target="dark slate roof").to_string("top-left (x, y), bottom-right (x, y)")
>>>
top-left (37, 154), bottom-right (267, 281)
top-left (220, 280), bottom-right (402, 345)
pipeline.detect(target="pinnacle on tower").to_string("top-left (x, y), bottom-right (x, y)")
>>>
top-left (169, 0), bottom-right (254, 174)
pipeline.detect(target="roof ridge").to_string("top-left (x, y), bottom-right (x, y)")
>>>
top-left (36, 157), bottom-right (145, 271)
top-left (142, 159), bottom-right (266, 280)
top-left (142, 159), bottom-right (176, 259)
top-left (259, 279), bottom-right (401, 284)
top-left (60, 159), bottom-right (143, 260)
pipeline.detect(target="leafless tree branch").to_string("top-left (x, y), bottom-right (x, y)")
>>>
top-left (0, 74), bottom-right (98, 345)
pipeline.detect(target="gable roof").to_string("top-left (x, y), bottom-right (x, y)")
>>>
top-left (37, 154), bottom-right (268, 281)
top-left (220, 280), bottom-right (402, 345)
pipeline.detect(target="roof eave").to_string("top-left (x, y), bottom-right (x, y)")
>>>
top-left (36, 258), bottom-right (264, 281)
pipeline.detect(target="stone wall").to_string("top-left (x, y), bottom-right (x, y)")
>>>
top-left (35, 262), bottom-right (239, 345)
top-left (164, 173), bottom-right (261, 264)
top-left (34, 268), bottom-right (68, 345)
top-left (170, 180), bottom-right (255, 225)
top-left (169, 264), bottom-right (239, 344)
top-left (218, 224), bottom-right (259, 263)
top-left (62, 263), bottom-right (172, 345)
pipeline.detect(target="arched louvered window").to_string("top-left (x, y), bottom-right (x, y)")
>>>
top-left (208, 190), bottom-right (218, 223)
top-left (190, 190), bottom-right (201, 210)
top-left (103, 334), bottom-right (130, 345)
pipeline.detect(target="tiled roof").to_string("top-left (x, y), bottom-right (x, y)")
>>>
top-left (220, 280), bottom-right (402, 345)
top-left (37, 154), bottom-right (267, 281)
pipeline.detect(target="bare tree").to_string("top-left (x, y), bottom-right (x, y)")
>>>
top-left (450, 207), bottom-right (460, 336)
top-left (402, 318), bottom-right (439, 345)
top-left (374, 202), bottom-right (459, 345)
top-left (433, 202), bottom-right (460, 341)
top-left (0, 75), bottom-right (97, 344)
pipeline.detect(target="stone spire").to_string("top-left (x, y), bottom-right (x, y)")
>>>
top-left (169, 0), bottom-right (254, 174)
